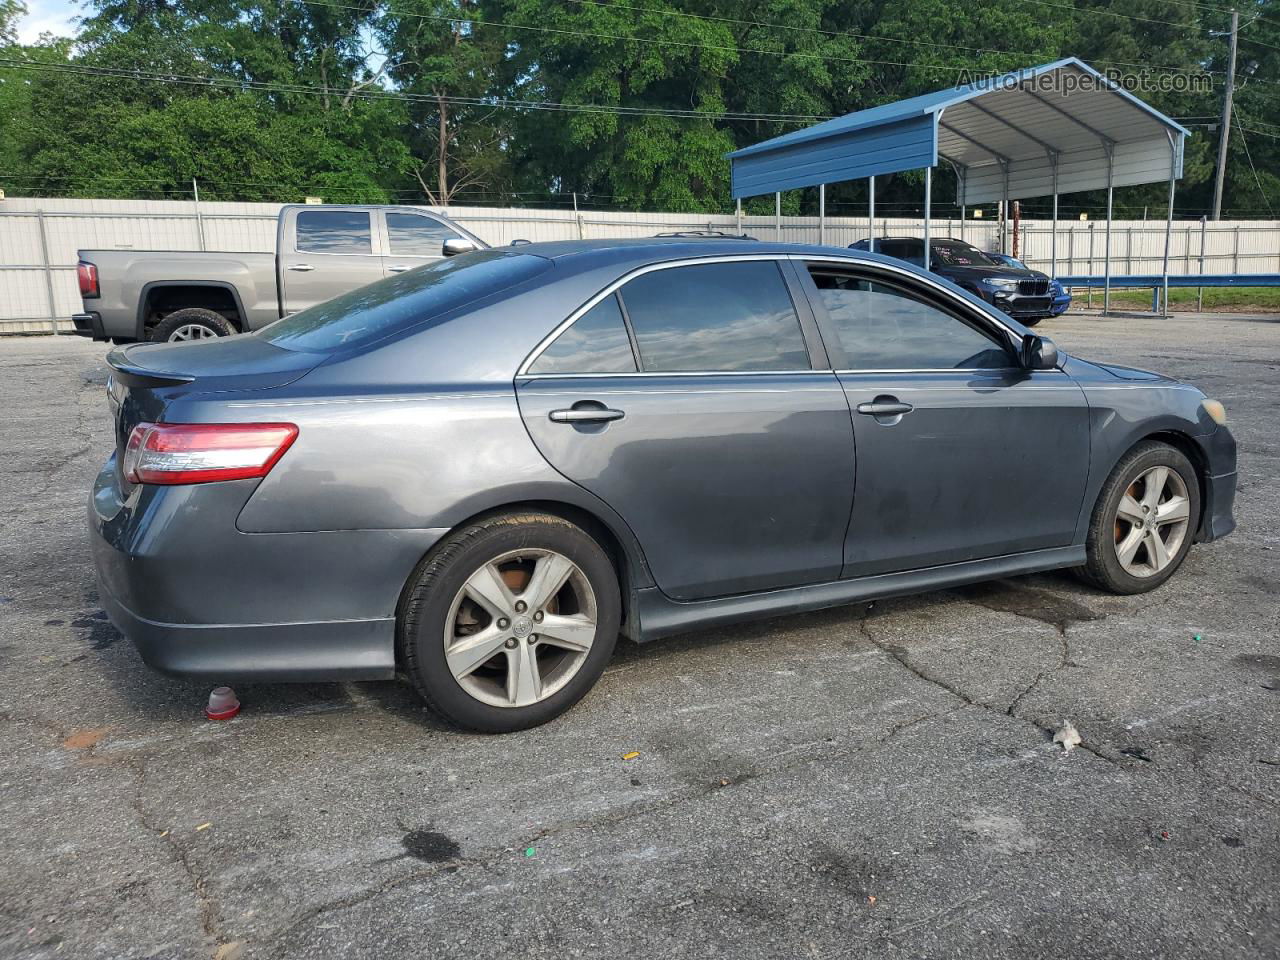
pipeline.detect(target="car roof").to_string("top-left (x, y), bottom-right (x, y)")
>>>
top-left (506, 237), bottom-right (896, 269)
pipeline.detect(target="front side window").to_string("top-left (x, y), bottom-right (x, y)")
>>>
top-left (295, 210), bottom-right (372, 255)
top-left (386, 213), bottom-right (462, 256)
top-left (810, 270), bottom-right (1011, 370)
top-left (880, 240), bottom-right (923, 265)
top-left (530, 294), bottom-right (638, 374)
top-left (618, 261), bottom-right (810, 373)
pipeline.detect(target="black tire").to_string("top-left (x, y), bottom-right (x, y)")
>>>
top-left (399, 512), bottom-right (621, 733)
top-left (1076, 440), bottom-right (1201, 595)
top-left (149, 307), bottom-right (237, 342)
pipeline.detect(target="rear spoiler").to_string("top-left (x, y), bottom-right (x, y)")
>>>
top-left (106, 346), bottom-right (195, 388)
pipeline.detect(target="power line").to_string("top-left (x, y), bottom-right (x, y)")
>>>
top-left (1234, 116), bottom-right (1276, 216)
top-left (305, 0), bottom-right (1231, 85)
top-left (0, 55), bottom-right (831, 122)
top-left (570, 0), bottom-right (1245, 78)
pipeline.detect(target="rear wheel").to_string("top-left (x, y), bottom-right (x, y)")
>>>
top-left (150, 307), bottom-right (237, 342)
top-left (399, 512), bottom-right (620, 732)
top-left (1077, 440), bottom-right (1200, 594)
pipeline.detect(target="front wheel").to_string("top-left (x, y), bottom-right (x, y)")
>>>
top-left (399, 512), bottom-right (620, 732)
top-left (1077, 440), bottom-right (1200, 594)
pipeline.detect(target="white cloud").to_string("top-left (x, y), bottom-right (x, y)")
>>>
top-left (16, 0), bottom-right (81, 43)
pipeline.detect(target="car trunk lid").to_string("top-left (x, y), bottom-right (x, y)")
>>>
top-left (106, 336), bottom-right (325, 494)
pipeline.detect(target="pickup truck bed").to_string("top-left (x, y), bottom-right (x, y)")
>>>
top-left (73, 250), bottom-right (278, 341)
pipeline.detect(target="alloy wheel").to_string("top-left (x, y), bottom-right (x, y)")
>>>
top-left (443, 548), bottom-right (598, 708)
top-left (168, 323), bottom-right (220, 341)
top-left (1112, 465), bottom-right (1191, 578)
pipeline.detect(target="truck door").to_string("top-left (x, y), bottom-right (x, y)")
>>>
top-left (280, 208), bottom-right (386, 314)
top-left (380, 211), bottom-right (476, 277)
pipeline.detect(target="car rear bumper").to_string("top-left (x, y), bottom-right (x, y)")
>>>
top-left (88, 454), bottom-right (446, 682)
top-left (72, 312), bottom-right (106, 340)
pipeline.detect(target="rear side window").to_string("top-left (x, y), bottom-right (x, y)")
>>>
top-left (531, 294), bottom-right (638, 374)
top-left (258, 251), bottom-right (551, 352)
top-left (810, 271), bottom-right (1010, 370)
top-left (618, 261), bottom-right (809, 372)
top-left (295, 210), bottom-right (372, 255)
top-left (386, 213), bottom-right (462, 256)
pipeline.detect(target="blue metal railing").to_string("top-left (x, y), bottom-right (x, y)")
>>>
top-left (1055, 273), bottom-right (1280, 312)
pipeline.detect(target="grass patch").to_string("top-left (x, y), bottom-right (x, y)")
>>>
top-left (1067, 286), bottom-right (1280, 312)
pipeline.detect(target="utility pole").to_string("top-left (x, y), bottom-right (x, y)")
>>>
top-left (1211, 9), bottom-right (1239, 221)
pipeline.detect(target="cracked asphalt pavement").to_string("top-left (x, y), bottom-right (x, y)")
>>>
top-left (1, 311), bottom-right (1278, 959)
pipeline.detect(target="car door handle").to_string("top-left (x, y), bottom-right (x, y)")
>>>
top-left (287, 263), bottom-right (315, 272)
top-left (387, 264), bottom-right (411, 273)
top-left (549, 407), bottom-right (625, 424)
top-left (856, 400), bottom-right (914, 417)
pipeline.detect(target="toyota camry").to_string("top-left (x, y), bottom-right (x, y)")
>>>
top-left (89, 239), bottom-right (1237, 732)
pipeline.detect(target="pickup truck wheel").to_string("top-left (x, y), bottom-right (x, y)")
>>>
top-left (150, 308), bottom-right (237, 342)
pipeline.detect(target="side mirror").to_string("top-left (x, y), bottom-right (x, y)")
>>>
top-left (442, 237), bottom-right (479, 257)
top-left (1021, 334), bottom-right (1059, 370)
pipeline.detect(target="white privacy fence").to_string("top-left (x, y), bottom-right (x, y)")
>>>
top-left (1, 196), bottom-right (1278, 334)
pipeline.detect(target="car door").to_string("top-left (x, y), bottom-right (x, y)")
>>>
top-left (797, 258), bottom-right (1090, 578)
top-left (380, 211), bottom-right (473, 277)
top-left (280, 208), bottom-right (385, 314)
top-left (515, 257), bottom-right (856, 601)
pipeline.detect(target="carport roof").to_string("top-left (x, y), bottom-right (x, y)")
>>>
top-left (727, 58), bottom-right (1189, 204)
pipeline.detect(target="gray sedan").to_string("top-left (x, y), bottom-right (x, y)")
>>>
top-left (89, 240), bottom-right (1237, 732)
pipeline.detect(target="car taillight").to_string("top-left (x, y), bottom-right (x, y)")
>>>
top-left (123, 422), bottom-right (298, 485)
top-left (77, 261), bottom-right (99, 298)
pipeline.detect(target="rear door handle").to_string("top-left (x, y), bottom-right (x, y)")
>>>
top-left (287, 263), bottom-right (315, 272)
top-left (549, 408), bottom-right (625, 424)
top-left (856, 399), bottom-right (914, 417)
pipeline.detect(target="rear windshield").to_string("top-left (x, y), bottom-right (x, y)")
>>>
top-left (258, 250), bottom-right (551, 352)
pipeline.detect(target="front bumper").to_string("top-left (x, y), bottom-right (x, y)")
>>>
top-left (88, 454), bottom-right (445, 682)
top-left (1195, 425), bottom-right (1238, 543)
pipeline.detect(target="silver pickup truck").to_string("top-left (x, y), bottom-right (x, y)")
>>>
top-left (72, 204), bottom-right (486, 342)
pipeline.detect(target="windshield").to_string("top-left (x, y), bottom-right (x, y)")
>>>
top-left (258, 250), bottom-right (551, 352)
top-left (931, 242), bottom-right (996, 267)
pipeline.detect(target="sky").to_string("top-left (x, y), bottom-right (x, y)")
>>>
top-left (15, 0), bottom-right (81, 43)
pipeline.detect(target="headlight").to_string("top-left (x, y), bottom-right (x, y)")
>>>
top-left (1201, 399), bottom-right (1228, 426)
top-left (985, 278), bottom-right (1019, 290)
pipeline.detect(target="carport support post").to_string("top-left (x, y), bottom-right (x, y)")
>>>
top-left (868, 176), bottom-right (876, 253)
top-left (818, 184), bottom-right (826, 245)
top-left (1103, 146), bottom-right (1114, 314)
top-left (1050, 156), bottom-right (1059, 278)
top-left (775, 192), bottom-right (782, 240)
top-left (923, 166), bottom-right (932, 272)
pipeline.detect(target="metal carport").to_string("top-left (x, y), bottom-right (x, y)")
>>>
top-left (726, 58), bottom-right (1190, 314)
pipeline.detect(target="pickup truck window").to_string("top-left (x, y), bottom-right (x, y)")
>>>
top-left (296, 210), bottom-right (373, 255)
top-left (387, 213), bottom-right (461, 256)
top-left (257, 250), bottom-right (552, 352)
